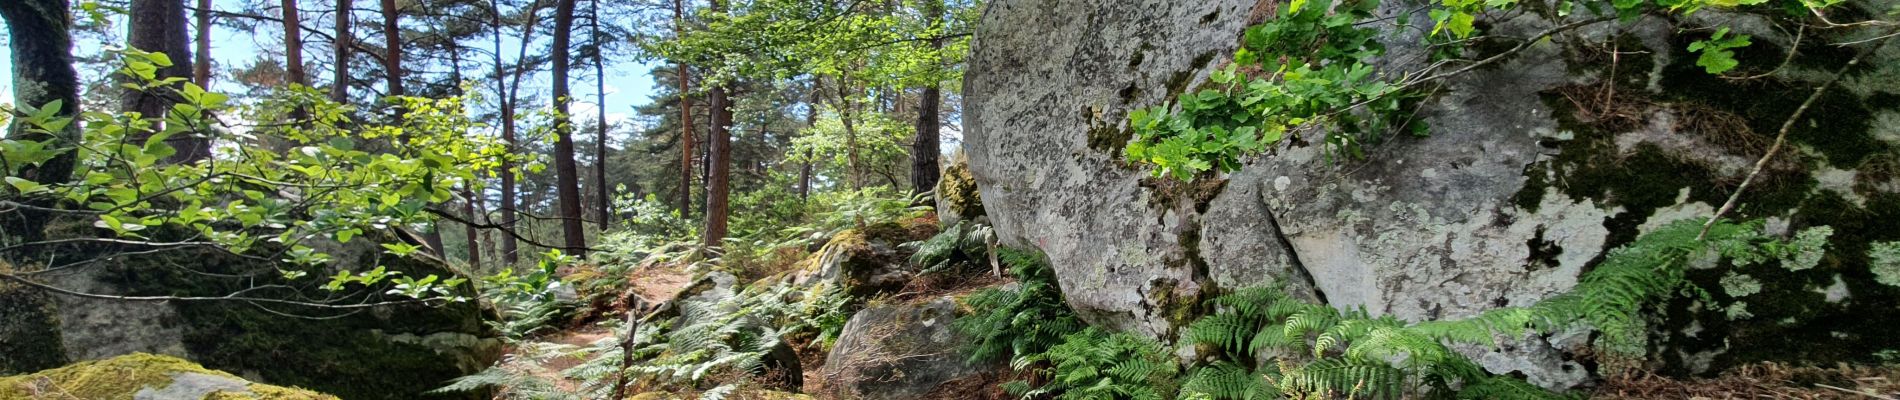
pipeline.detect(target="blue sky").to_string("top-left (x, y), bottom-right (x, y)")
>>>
top-left (0, 0), bottom-right (664, 131)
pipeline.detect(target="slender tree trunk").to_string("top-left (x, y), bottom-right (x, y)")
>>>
top-left (701, 0), bottom-right (733, 248)
top-left (673, 0), bottom-right (694, 218)
top-left (591, 0), bottom-right (611, 229)
top-left (127, 0), bottom-right (204, 163)
top-left (491, 0), bottom-right (517, 266)
top-left (282, 0), bottom-right (310, 123)
top-left (477, 192), bottom-right (494, 268)
top-left (910, 0), bottom-right (943, 195)
top-left (379, 0), bottom-right (402, 98)
top-left (462, 191), bottom-right (482, 269)
top-left (492, 0), bottom-right (546, 266)
top-left (551, 0), bottom-right (587, 256)
top-left (282, 0), bottom-right (306, 86)
top-left (799, 100), bottom-right (816, 200)
top-left (699, 134), bottom-right (709, 216)
top-left (193, 0), bottom-right (211, 87)
top-left (833, 79), bottom-right (863, 189)
top-left (442, 45), bottom-right (481, 271)
top-left (331, 0), bottom-right (351, 102)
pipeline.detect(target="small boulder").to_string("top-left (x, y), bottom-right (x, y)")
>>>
top-left (935, 152), bottom-right (986, 227)
top-left (820, 297), bottom-right (994, 400)
top-left (0, 353), bottom-right (336, 399)
top-left (793, 220), bottom-right (937, 297)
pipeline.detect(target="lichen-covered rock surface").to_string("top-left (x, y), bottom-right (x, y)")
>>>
top-left (964, 0), bottom-right (1900, 389)
top-left (820, 296), bottom-right (996, 400)
top-left (3, 232), bottom-right (501, 399)
top-left (0, 352), bottom-right (337, 400)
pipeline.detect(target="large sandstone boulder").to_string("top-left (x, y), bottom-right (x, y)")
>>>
top-left (0, 353), bottom-right (336, 399)
top-left (0, 232), bottom-right (501, 399)
top-left (965, 0), bottom-right (1900, 389)
top-left (820, 296), bottom-right (996, 399)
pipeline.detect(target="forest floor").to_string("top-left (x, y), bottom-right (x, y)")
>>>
top-left (1593, 362), bottom-right (1900, 399)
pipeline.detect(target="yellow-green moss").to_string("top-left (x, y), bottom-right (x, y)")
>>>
top-left (0, 353), bottom-right (336, 400)
top-left (937, 155), bottom-right (986, 221)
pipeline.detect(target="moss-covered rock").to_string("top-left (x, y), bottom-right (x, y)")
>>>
top-left (792, 220), bottom-right (938, 297)
top-left (936, 152), bottom-right (986, 227)
top-left (11, 230), bottom-right (501, 400)
top-left (820, 296), bottom-right (996, 400)
top-left (0, 353), bottom-right (336, 400)
top-left (965, 0), bottom-right (1900, 390)
top-left (0, 267), bottom-right (66, 375)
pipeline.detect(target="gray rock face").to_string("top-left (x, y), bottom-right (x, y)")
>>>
top-left (132, 372), bottom-right (252, 400)
top-left (966, 0), bottom-right (1900, 389)
top-left (966, 0), bottom-right (1270, 339)
top-left (7, 235), bottom-right (500, 400)
top-left (821, 297), bottom-right (993, 399)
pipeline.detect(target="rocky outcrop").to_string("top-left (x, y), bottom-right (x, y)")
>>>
top-left (3, 232), bottom-right (500, 399)
top-left (966, 0), bottom-right (1900, 389)
top-left (0, 353), bottom-right (336, 399)
top-left (820, 296), bottom-right (996, 400)
top-left (793, 220), bottom-right (938, 297)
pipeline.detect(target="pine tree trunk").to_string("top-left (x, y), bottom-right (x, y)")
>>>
top-left (551, 0), bottom-right (587, 257)
top-left (491, 0), bottom-right (545, 266)
top-left (127, 0), bottom-right (204, 163)
top-left (463, 192), bottom-right (481, 270)
top-left (910, 0), bottom-right (944, 195)
top-left (451, 47), bottom-right (478, 269)
top-left (331, 0), bottom-right (351, 102)
top-left (379, 0), bottom-right (402, 98)
top-left (282, 0), bottom-right (309, 123)
top-left (282, 0), bottom-right (306, 86)
top-left (799, 97), bottom-right (817, 200)
top-left (592, 0), bottom-right (611, 229)
top-left (702, 0), bottom-right (733, 248)
top-left (673, 0), bottom-right (694, 218)
top-left (193, 0), bottom-right (211, 87)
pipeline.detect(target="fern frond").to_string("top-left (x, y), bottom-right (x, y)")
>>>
top-left (1183, 362), bottom-right (1279, 400)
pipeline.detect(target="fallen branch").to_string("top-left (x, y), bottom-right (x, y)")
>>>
top-left (1698, 33), bottom-right (1894, 240)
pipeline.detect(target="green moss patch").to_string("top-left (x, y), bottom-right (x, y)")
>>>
top-left (0, 353), bottom-right (336, 400)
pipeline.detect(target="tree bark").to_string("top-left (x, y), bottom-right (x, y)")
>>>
top-left (126, 0), bottom-right (205, 163)
top-left (491, 0), bottom-right (546, 266)
top-left (194, 0), bottom-right (212, 87)
top-left (591, 0), bottom-right (612, 229)
top-left (551, 0), bottom-right (587, 256)
top-left (909, 0), bottom-right (944, 195)
top-left (2, 0), bottom-right (79, 186)
top-left (673, 0), bottom-right (694, 218)
top-left (282, 0), bottom-right (306, 86)
top-left (331, 0), bottom-right (351, 102)
top-left (702, 0), bottom-right (733, 248)
top-left (0, 0), bottom-right (83, 245)
top-left (799, 99), bottom-right (816, 200)
top-left (379, 0), bottom-right (402, 98)
top-left (462, 192), bottom-right (482, 269)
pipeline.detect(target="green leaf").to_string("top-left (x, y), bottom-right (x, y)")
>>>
top-left (5, 177), bottom-right (48, 194)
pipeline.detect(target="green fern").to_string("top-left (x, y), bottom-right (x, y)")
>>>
top-left (956, 247), bottom-right (1086, 363)
top-left (1179, 219), bottom-right (1817, 400)
top-left (1011, 327), bottom-right (1179, 400)
top-left (432, 353), bottom-right (578, 399)
top-left (909, 219), bottom-right (996, 274)
top-left (1182, 361), bottom-right (1279, 400)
